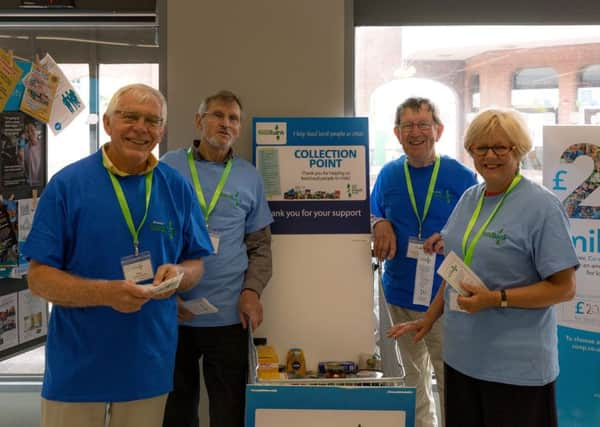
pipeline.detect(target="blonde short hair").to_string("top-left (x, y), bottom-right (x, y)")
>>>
top-left (464, 109), bottom-right (532, 161)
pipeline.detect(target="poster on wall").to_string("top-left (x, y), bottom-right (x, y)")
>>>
top-left (0, 49), bottom-right (24, 112)
top-left (0, 292), bottom-right (18, 352)
top-left (3, 60), bottom-right (32, 113)
top-left (253, 118), bottom-right (370, 234)
top-left (19, 62), bottom-right (58, 124)
top-left (16, 197), bottom-right (36, 277)
top-left (246, 385), bottom-right (415, 427)
top-left (0, 194), bottom-right (18, 278)
top-left (18, 289), bottom-right (47, 344)
top-left (543, 126), bottom-right (600, 427)
top-left (40, 54), bottom-right (85, 135)
top-left (0, 111), bottom-right (46, 200)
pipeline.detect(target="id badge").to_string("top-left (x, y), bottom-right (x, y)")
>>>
top-left (209, 231), bottom-right (220, 255)
top-left (413, 249), bottom-right (435, 306)
top-left (406, 237), bottom-right (424, 259)
top-left (121, 251), bottom-right (154, 283)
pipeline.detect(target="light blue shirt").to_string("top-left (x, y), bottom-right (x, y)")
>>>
top-left (441, 177), bottom-right (579, 386)
top-left (161, 148), bottom-right (273, 326)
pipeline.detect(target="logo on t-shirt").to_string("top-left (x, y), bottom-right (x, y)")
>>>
top-left (433, 189), bottom-right (454, 204)
top-left (483, 228), bottom-right (507, 245)
top-left (222, 191), bottom-right (241, 208)
top-left (150, 220), bottom-right (176, 240)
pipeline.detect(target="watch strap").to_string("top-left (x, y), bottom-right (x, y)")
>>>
top-left (500, 289), bottom-right (508, 308)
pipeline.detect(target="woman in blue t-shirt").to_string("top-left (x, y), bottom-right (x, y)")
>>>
top-left (389, 109), bottom-right (579, 427)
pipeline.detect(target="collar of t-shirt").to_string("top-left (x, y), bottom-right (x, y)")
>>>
top-left (192, 139), bottom-right (234, 163)
top-left (101, 143), bottom-right (158, 176)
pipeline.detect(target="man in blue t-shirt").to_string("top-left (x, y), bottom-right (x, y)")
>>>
top-left (22, 84), bottom-right (213, 427)
top-left (370, 97), bottom-right (477, 427)
top-left (162, 90), bottom-right (273, 427)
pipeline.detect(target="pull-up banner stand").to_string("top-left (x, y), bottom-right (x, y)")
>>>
top-left (252, 117), bottom-right (374, 373)
top-left (543, 126), bottom-right (600, 427)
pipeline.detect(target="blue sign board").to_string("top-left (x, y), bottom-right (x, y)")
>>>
top-left (253, 117), bottom-right (370, 234)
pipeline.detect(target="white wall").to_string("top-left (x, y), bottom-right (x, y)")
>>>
top-left (166, 3), bottom-right (359, 424)
top-left (166, 0), bottom-right (347, 160)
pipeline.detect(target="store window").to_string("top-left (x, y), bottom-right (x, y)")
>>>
top-left (356, 26), bottom-right (600, 185)
top-left (470, 74), bottom-right (480, 112)
top-left (578, 64), bottom-right (600, 124)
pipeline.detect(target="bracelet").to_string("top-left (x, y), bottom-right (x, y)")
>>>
top-left (500, 289), bottom-right (508, 308)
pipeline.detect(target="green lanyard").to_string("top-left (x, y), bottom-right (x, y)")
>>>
top-left (404, 155), bottom-right (440, 239)
top-left (107, 170), bottom-right (153, 256)
top-left (461, 174), bottom-right (522, 266)
top-left (187, 148), bottom-right (233, 224)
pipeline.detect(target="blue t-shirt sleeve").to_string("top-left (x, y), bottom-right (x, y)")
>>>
top-left (533, 197), bottom-right (579, 279)
top-left (21, 180), bottom-right (69, 269)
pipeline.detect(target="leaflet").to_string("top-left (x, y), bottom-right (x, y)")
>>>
top-left (149, 272), bottom-right (184, 295)
top-left (180, 297), bottom-right (219, 315)
top-left (437, 251), bottom-right (487, 296)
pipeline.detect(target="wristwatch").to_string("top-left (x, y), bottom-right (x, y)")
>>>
top-left (500, 289), bottom-right (508, 308)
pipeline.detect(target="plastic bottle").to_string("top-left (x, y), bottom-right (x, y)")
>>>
top-left (286, 348), bottom-right (306, 377)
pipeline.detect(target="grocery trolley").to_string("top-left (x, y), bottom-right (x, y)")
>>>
top-left (246, 257), bottom-right (405, 385)
top-left (245, 258), bottom-right (415, 426)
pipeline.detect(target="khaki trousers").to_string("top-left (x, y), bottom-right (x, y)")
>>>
top-left (388, 304), bottom-right (445, 427)
top-left (41, 394), bottom-right (168, 427)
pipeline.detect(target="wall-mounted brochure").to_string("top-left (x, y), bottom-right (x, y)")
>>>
top-left (18, 289), bottom-right (47, 344)
top-left (39, 54), bottom-right (85, 135)
top-left (0, 111), bottom-right (47, 200)
top-left (253, 118), bottom-right (370, 234)
top-left (0, 292), bottom-right (18, 352)
top-left (0, 49), bottom-right (23, 112)
top-left (543, 126), bottom-right (600, 427)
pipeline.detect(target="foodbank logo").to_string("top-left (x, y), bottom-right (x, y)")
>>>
top-left (150, 220), bottom-right (176, 240)
top-left (433, 189), bottom-right (454, 204)
top-left (256, 122), bottom-right (287, 144)
top-left (258, 125), bottom-right (284, 140)
top-left (483, 228), bottom-right (507, 245)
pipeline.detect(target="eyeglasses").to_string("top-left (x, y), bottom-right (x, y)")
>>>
top-left (398, 122), bottom-right (434, 133)
top-left (470, 145), bottom-right (515, 157)
top-left (115, 110), bottom-right (164, 128)
top-left (203, 111), bottom-right (241, 126)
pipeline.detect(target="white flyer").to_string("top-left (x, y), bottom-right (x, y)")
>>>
top-left (437, 251), bottom-right (487, 296)
top-left (149, 272), bottom-right (184, 295)
top-left (40, 54), bottom-right (86, 135)
top-left (180, 297), bottom-right (219, 315)
top-left (413, 250), bottom-right (435, 306)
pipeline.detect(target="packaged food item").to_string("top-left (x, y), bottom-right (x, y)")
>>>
top-left (256, 339), bottom-right (280, 381)
top-left (286, 348), bottom-right (306, 377)
top-left (318, 361), bottom-right (357, 377)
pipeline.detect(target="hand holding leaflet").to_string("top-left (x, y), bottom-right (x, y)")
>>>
top-left (149, 272), bottom-right (184, 295)
top-left (437, 251), bottom-right (487, 296)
